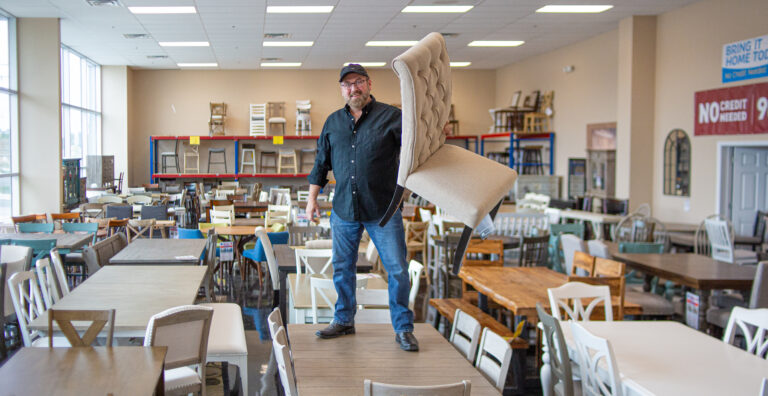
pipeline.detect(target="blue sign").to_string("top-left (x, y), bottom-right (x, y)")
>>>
top-left (723, 34), bottom-right (768, 83)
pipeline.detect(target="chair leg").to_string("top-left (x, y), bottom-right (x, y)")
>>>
top-left (452, 226), bottom-right (473, 275)
top-left (378, 185), bottom-right (405, 227)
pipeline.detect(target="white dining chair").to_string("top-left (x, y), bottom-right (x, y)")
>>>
top-left (548, 281), bottom-right (614, 321)
top-left (7, 270), bottom-right (68, 347)
top-left (760, 378), bottom-right (767, 396)
top-left (475, 327), bottom-right (513, 392)
top-left (273, 327), bottom-right (298, 396)
top-left (449, 308), bottom-right (482, 362)
top-left (294, 248), bottom-right (333, 287)
top-left (97, 195), bottom-right (123, 204)
top-left (210, 209), bottom-right (233, 226)
top-left (126, 195), bottom-right (152, 205)
top-left (49, 249), bottom-right (70, 300)
top-left (408, 260), bottom-right (424, 311)
top-left (356, 288), bottom-right (391, 324)
top-left (560, 234), bottom-right (587, 276)
top-left (723, 306), bottom-right (768, 358)
top-left (705, 218), bottom-right (758, 265)
top-left (266, 204), bottom-right (291, 226)
top-left (34, 258), bottom-right (59, 309)
top-left (363, 379), bottom-right (471, 396)
top-left (537, 303), bottom-right (577, 396)
top-left (586, 239), bottom-right (610, 259)
top-left (570, 321), bottom-right (624, 396)
top-left (267, 307), bottom-right (284, 339)
top-left (310, 275), bottom-right (368, 324)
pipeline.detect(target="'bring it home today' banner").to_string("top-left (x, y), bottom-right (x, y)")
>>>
top-left (722, 34), bottom-right (768, 83)
top-left (694, 81), bottom-right (768, 136)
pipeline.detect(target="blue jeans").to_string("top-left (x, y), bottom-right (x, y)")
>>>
top-left (330, 209), bottom-right (414, 334)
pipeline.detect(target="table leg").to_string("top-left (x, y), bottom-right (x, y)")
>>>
top-left (477, 292), bottom-right (489, 313)
top-left (279, 269), bottom-right (288, 324)
top-left (697, 289), bottom-right (711, 332)
top-left (155, 363), bottom-right (165, 396)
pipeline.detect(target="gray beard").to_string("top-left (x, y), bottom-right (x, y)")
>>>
top-left (347, 93), bottom-right (368, 109)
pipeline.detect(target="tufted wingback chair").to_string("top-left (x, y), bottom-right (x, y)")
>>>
top-left (379, 32), bottom-right (518, 274)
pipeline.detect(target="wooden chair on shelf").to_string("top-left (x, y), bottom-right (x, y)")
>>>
top-left (277, 149), bottom-right (298, 174)
top-left (47, 309), bottom-right (115, 347)
top-left (240, 143), bottom-right (257, 173)
top-left (209, 102), bottom-right (227, 136)
top-left (249, 103), bottom-right (267, 136)
top-left (183, 141), bottom-right (200, 174)
top-left (267, 101), bottom-right (287, 135)
top-left (295, 99), bottom-right (312, 135)
top-left (522, 90), bottom-right (553, 133)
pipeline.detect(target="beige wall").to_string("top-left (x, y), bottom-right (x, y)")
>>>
top-left (18, 18), bottom-right (61, 213)
top-left (127, 68), bottom-right (495, 185)
top-left (102, 66), bottom-right (129, 190)
top-left (494, 30), bottom-right (619, 196)
top-left (653, 0), bottom-right (768, 223)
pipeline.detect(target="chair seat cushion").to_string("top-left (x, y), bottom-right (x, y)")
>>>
top-left (164, 367), bottom-right (201, 392)
top-left (198, 303), bottom-right (247, 355)
top-left (734, 249), bottom-right (758, 264)
top-left (242, 248), bottom-right (263, 262)
top-left (625, 290), bottom-right (675, 316)
top-left (403, 144), bottom-right (517, 229)
top-left (705, 307), bottom-right (731, 329)
top-left (268, 117), bottom-right (286, 123)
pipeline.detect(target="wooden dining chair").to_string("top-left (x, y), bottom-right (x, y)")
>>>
top-left (569, 321), bottom-right (624, 396)
top-left (286, 225), bottom-right (323, 245)
top-left (548, 281), bottom-right (613, 321)
top-left (126, 219), bottom-right (155, 242)
top-left (571, 251), bottom-right (596, 276)
top-left (404, 220), bottom-right (428, 262)
top-left (50, 212), bottom-right (81, 226)
top-left (363, 379), bottom-right (471, 396)
top-left (273, 327), bottom-right (298, 396)
top-left (723, 306), bottom-right (768, 359)
top-left (48, 309), bottom-right (115, 347)
top-left (475, 327), bottom-right (513, 392)
top-left (12, 213), bottom-right (46, 225)
top-left (17, 222), bottom-right (55, 234)
top-left (449, 308), bottom-right (482, 362)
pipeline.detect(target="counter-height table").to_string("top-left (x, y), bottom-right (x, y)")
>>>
top-left (0, 346), bottom-right (167, 396)
top-left (108, 238), bottom-right (207, 265)
top-left (288, 323), bottom-right (501, 395)
top-left (30, 265), bottom-right (207, 337)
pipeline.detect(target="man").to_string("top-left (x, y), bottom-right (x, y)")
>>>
top-left (306, 64), bottom-right (418, 351)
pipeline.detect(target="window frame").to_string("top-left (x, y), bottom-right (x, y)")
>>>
top-left (0, 10), bottom-right (19, 218)
top-left (60, 45), bottom-right (101, 173)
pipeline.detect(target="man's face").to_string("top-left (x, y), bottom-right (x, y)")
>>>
top-left (340, 73), bottom-right (371, 109)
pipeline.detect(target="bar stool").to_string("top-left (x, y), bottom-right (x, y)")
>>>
top-left (184, 144), bottom-right (200, 173)
top-left (240, 143), bottom-right (257, 174)
top-left (277, 149), bottom-right (298, 174)
top-left (207, 148), bottom-right (227, 173)
top-left (521, 146), bottom-right (543, 175)
top-left (260, 151), bottom-right (277, 173)
top-left (160, 140), bottom-right (180, 173)
top-left (268, 102), bottom-right (286, 136)
top-left (299, 148), bottom-right (316, 173)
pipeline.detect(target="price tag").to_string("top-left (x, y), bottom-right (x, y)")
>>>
top-left (190, 136), bottom-right (200, 145)
top-left (272, 136), bottom-right (284, 145)
top-left (219, 241), bottom-right (234, 261)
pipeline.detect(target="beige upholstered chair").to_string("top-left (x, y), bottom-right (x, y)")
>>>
top-left (380, 32), bottom-right (518, 273)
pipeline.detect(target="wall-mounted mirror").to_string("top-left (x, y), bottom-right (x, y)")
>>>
top-left (663, 129), bottom-right (690, 196)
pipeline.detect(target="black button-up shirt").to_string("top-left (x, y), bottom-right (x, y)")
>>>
top-left (308, 96), bottom-right (401, 222)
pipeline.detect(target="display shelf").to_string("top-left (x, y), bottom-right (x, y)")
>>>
top-left (446, 135), bottom-right (479, 153)
top-left (479, 131), bottom-right (555, 175)
top-left (152, 173), bottom-right (309, 179)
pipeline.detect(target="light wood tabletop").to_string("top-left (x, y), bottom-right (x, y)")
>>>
top-left (559, 321), bottom-right (768, 396)
top-left (458, 266), bottom-right (642, 322)
top-left (0, 346), bottom-right (167, 396)
top-left (0, 232), bottom-right (93, 250)
top-left (288, 323), bottom-right (501, 396)
top-left (108, 238), bottom-right (207, 265)
top-left (29, 265), bottom-right (207, 337)
top-left (214, 225), bottom-right (258, 236)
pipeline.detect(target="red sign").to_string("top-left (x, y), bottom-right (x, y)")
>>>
top-left (694, 81), bottom-right (768, 136)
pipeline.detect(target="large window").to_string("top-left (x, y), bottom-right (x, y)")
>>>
top-left (61, 46), bottom-right (101, 171)
top-left (0, 12), bottom-right (18, 220)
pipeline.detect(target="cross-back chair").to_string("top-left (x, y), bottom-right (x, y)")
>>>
top-left (48, 309), bottom-right (115, 347)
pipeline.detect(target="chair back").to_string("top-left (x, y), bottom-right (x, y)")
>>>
top-left (97, 195), bottom-right (123, 204)
top-left (35, 258), bottom-right (59, 309)
top-left (723, 306), bottom-right (768, 358)
top-left (568, 275), bottom-right (625, 320)
top-left (613, 214), bottom-right (668, 246)
top-left (356, 288), bottom-right (391, 324)
top-left (11, 239), bottom-right (56, 262)
top-left (475, 327), bottom-right (513, 392)
top-left (255, 227), bottom-right (282, 290)
top-left (295, 248), bottom-right (333, 279)
top-left (127, 219), bottom-right (155, 241)
top-left (105, 204), bottom-right (132, 219)
top-left (126, 195), bottom-right (152, 205)
top-left (408, 260), bottom-right (424, 311)
top-left (549, 223), bottom-right (585, 272)
top-left (363, 379), bottom-right (471, 396)
top-left (287, 225), bottom-right (324, 246)
top-left (586, 239), bottom-right (610, 259)
top-left (215, 189), bottom-right (235, 200)
top-left (493, 212), bottom-right (549, 237)
top-left (48, 309), bottom-right (115, 347)
top-left (12, 214), bottom-right (46, 224)
top-left (7, 270), bottom-right (46, 346)
top-left (177, 227), bottom-right (204, 239)
top-left (209, 209), bottom-right (233, 226)
top-left (269, 188), bottom-right (292, 205)
top-left (144, 305), bottom-right (213, 370)
top-left (560, 234), bottom-right (586, 275)
top-left (449, 308), bottom-right (482, 362)
top-left (50, 212), bottom-right (81, 225)
top-left (107, 219), bottom-right (129, 236)
top-left (310, 275), bottom-right (367, 324)
top-left (17, 223), bottom-right (54, 233)
top-left (520, 235), bottom-right (550, 267)
top-left (571, 251), bottom-right (596, 276)
top-left (140, 204), bottom-right (169, 220)
top-left (266, 204), bottom-right (291, 226)
top-left (273, 327), bottom-right (298, 396)
top-left (83, 233), bottom-right (128, 275)
top-left (267, 307), bottom-right (284, 339)
top-left (49, 249), bottom-right (70, 299)
top-left (464, 239), bottom-right (504, 267)
top-left (570, 321), bottom-right (624, 396)
top-left (548, 281), bottom-right (613, 321)
top-left (618, 242), bottom-right (664, 254)
top-left (2, 246), bottom-right (32, 317)
top-left (705, 218), bottom-right (736, 263)
top-left (536, 303), bottom-right (574, 396)
top-left (62, 222), bottom-right (98, 244)
top-left (750, 262), bottom-right (768, 309)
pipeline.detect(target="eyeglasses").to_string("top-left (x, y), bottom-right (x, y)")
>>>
top-left (340, 78), bottom-right (368, 89)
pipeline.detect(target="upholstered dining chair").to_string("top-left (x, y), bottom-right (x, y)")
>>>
top-left (378, 32), bottom-right (518, 274)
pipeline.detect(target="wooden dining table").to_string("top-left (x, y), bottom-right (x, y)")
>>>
top-left (29, 265), bottom-right (207, 337)
top-left (559, 321), bottom-right (768, 396)
top-left (0, 346), bottom-right (167, 396)
top-left (288, 323), bottom-right (501, 395)
top-left (287, 273), bottom-right (388, 324)
top-left (558, 210), bottom-right (623, 240)
top-left (0, 232), bottom-right (93, 251)
top-left (108, 238), bottom-right (207, 265)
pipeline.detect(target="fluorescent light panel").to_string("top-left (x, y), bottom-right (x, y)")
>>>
top-left (402, 5), bottom-right (473, 13)
top-left (344, 62), bottom-right (387, 67)
top-left (536, 5), bottom-right (613, 13)
top-left (468, 40), bottom-right (524, 47)
top-left (128, 6), bottom-right (196, 14)
top-left (159, 41), bottom-right (209, 47)
top-left (266, 6), bottom-right (334, 13)
top-left (365, 41), bottom-right (418, 47)
top-left (450, 62), bottom-right (471, 67)
top-left (178, 63), bottom-right (217, 67)
top-left (261, 62), bottom-right (302, 67)
top-left (263, 41), bottom-right (314, 47)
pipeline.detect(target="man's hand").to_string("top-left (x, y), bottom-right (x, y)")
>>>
top-left (306, 184), bottom-right (323, 223)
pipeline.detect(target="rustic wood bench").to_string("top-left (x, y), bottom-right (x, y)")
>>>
top-left (429, 298), bottom-right (528, 349)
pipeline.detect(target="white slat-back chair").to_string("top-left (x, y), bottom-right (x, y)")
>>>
top-left (449, 308), bottom-right (482, 362)
top-left (570, 321), bottom-right (624, 396)
top-left (723, 306), bottom-right (768, 359)
top-left (548, 282), bottom-right (614, 321)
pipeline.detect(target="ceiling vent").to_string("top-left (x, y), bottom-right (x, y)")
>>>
top-left (440, 33), bottom-right (459, 38)
top-left (123, 33), bottom-right (150, 39)
top-left (86, 0), bottom-right (122, 6)
top-left (147, 55), bottom-right (168, 59)
top-left (264, 33), bottom-right (290, 39)
top-left (261, 57), bottom-right (282, 61)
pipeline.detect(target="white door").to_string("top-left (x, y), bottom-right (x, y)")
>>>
top-left (731, 147), bottom-right (768, 236)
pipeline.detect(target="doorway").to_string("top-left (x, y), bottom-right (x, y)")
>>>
top-left (719, 144), bottom-right (768, 235)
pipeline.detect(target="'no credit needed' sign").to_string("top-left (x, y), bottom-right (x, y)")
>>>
top-left (694, 81), bottom-right (768, 136)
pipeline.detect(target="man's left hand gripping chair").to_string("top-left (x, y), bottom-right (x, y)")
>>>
top-left (379, 32), bottom-right (518, 274)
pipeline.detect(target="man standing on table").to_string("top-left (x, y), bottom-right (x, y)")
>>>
top-left (305, 64), bottom-right (418, 352)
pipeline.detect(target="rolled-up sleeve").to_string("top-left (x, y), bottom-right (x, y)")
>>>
top-left (307, 120), bottom-right (332, 187)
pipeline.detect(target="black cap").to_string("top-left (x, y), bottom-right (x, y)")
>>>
top-left (339, 63), bottom-right (369, 82)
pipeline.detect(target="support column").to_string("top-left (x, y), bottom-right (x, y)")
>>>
top-left (103, 66), bottom-right (130, 192)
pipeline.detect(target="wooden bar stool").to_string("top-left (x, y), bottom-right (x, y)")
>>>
top-left (277, 149), bottom-right (298, 174)
top-left (184, 145), bottom-right (200, 173)
top-left (207, 148), bottom-right (227, 173)
top-left (260, 151), bottom-right (277, 173)
top-left (240, 143), bottom-right (257, 173)
top-left (299, 148), bottom-right (315, 173)
top-left (521, 146), bottom-right (543, 175)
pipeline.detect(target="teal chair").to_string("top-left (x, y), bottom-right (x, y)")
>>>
top-left (549, 223), bottom-right (585, 273)
top-left (17, 223), bottom-right (54, 233)
top-left (11, 239), bottom-right (57, 265)
top-left (62, 222), bottom-right (99, 244)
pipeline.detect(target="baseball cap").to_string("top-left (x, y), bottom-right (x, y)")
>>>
top-left (339, 63), bottom-right (369, 82)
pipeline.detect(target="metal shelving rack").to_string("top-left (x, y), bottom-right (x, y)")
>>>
top-left (479, 132), bottom-right (555, 175)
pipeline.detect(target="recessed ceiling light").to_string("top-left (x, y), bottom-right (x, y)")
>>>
top-left (468, 41), bottom-right (524, 47)
top-left (450, 62), bottom-right (471, 67)
top-left (343, 62), bottom-right (387, 67)
top-left (536, 5), bottom-right (613, 13)
top-left (159, 42), bottom-right (210, 47)
top-left (263, 41), bottom-right (313, 47)
top-left (264, 33), bottom-right (291, 39)
top-left (177, 63), bottom-right (217, 67)
top-left (365, 41), bottom-right (418, 47)
top-left (266, 6), bottom-right (334, 13)
top-left (261, 62), bottom-right (302, 67)
top-left (128, 6), bottom-right (196, 14)
top-left (402, 5), bottom-right (473, 13)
